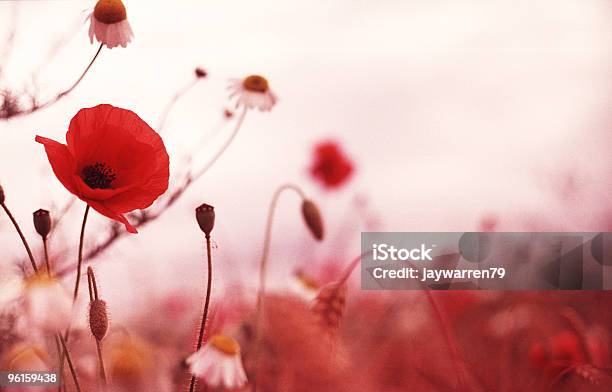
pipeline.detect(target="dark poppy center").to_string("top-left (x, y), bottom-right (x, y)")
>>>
top-left (82, 163), bottom-right (116, 189)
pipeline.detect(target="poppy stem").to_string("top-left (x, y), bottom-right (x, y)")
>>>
top-left (252, 183), bottom-right (307, 391)
top-left (338, 250), bottom-right (372, 286)
top-left (73, 204), bottom-right (90, 301)
top-left (0, 202), bottom-right (38, 274)
top-left (57, 333), bottom-right (82, 392)
top-left (58, 205), bottom-right (90, 386)
top-left (43, 237), bottom-right (51, 276)
top-left (188, 234), bottom-right (214, 392)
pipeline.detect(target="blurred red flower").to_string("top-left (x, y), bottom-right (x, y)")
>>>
top-left (529, 330), bottom-right (585, 379)
top-left (35, 104), bottom-right (169, 233)
top-left (309, 141), bottom-right (354, 189)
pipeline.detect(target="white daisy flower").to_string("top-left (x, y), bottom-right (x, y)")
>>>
top-left (24, 274), bottom-right (72, 333)
top-left (228, 75), bottom-right (277, 112)
top-left (186, 334), bottom-right (248, 390)
top-left (88, 0), bottom-right (134, 49)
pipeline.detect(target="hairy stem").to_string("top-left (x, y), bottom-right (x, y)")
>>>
top-left (43, 237), bottom-right (51, 275)
top-left (189, 234), bottom-right (214, 392)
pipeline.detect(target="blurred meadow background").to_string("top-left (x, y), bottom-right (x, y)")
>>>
top-left (1, 1), bottom-right (612, 390)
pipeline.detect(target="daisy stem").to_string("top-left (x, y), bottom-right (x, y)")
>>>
top-left (73, 205), bottom-right (90, 302)
top-left (191, 105), bottom-right (247, 180)
top-left (189, 234), bottom-right (214, 392)
top-left (57, 333), bottom-right (82, 392)
top-left (0, 202), bottom-right (38, 274)
top-left (60, 43), bottom-right (103, 98)
top-left (157, 78), bottom-right (201, 133)
top-left (252, 183), bottom-right (307, 391)
top-left (87, 267), bottom-right (107, 388)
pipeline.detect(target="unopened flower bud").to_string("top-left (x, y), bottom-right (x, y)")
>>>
top-left (33, 209), bottom-right (51, 240)
top-left (195, 67), bottom-right (207, 79)
top-left (301, 199), bottom-right (324, 241)
top-left (0, 184), bottom-right (5, 204)
top-left (89, 299), bottom-right (109, 341)
top-left (195, 203), bottom-right (215, 236)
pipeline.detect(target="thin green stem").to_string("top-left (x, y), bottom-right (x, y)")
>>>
top-left (1, 202), bottom-right (38, 273)
top-left (189, 234), bottom-right (214, 392)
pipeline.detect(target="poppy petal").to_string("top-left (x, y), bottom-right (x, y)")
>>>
top-left (35, 136), bottom-right (80, 196)
top-left (87, 200), bottom-right (138, 234)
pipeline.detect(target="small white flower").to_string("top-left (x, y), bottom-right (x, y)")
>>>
top-left (228, 75), bottom-right (277, 112)
top-left (24, 274), bottom-right (72, 333)
top-left (88, 0), bottom-right (134, 49)
top-left (186, 334), bottom-right (248, 389)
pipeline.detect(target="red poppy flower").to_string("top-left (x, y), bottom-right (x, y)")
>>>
top-left (35, 104), bottom-right (169, 233)
top-left (309, 141), bottom-right (354, 189)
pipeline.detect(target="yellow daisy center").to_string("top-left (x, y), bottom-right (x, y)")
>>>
top-left (210, 334), bottom-right (240, 356)
top-left (242, 75), bottom-right (269, 93)
top-left (94, 0), bottom-right (127, 24)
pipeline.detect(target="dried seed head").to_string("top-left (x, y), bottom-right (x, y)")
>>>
top-left (311, 282), bottom-right (347, 330)
top-left (94, 0), bottom-right (127, 24)
top-left (33, 209), bottom-right (51, 240)
top-left (301, 199), bottom-right (324, 241)
top-left (195, 67), bottom-right (207, 78)
top-left (242, 75), bottom-right (269, 93)
top-left (89, 299), bottom-right (109, 341)
top-left (0, 184), bottom-right (5, 204)
top-left (195, 203), bottom-right (215, 236)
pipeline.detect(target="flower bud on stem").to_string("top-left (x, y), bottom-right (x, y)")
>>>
top-left (189, 203), bottom-right (216, 392)
top-left (252, 183), bottom-right (325, 390)
top-left (88, 267), bottom-right (108, 387)
top-left (34, 209), bottom-right (52, 274)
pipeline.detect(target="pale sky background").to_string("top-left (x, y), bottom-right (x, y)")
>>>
top-left (1, 1), bottom-right (611, 314)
